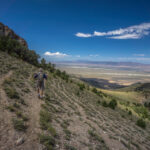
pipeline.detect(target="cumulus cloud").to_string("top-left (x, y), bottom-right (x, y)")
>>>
top-left (109, 33), bottom-right (140, 39)
top-left (76, 22), bottom-right (150, 39)
top-left (75, 32), bottom-right (92, 38)
top-left (44, 51), bottom-right (68, 57)
top-left (94, 31), bottom-right (106, 36)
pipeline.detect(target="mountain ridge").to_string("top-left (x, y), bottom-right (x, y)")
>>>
top-left (0, 22), bottom-right (28, 48)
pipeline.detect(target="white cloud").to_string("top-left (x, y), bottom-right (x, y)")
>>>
top-left (109, 33), bottom-right (140, 39)
top-left (133, 54), bottom-right (145, 57)
top-left (75, 32), bottom-right (92, 38)
top-left (89, 54), bottom-right (99, 57)
top-left (76, 22), bottom-right (150, 39)
top-left (94, 31), bottom-right (106, 36)
top-left (44, 51), bottom-right (68, 57)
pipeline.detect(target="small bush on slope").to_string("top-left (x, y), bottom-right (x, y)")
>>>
top-left (12, 118), bottom-right (27, 131)
top-left (101, 99), bottom-right (117, 109)
top-left (40, 110), bottom-right (52, 130)
top-left (136, 118), bottom-right (146, 129)
top-left (4, 86), bottom-right (20, 99)
top-left (39, 134), bottom-right (55, 150)
top-left (77, 83), bottom-right (86, 91)
top-left (108, 99), bottom-right (117, 109)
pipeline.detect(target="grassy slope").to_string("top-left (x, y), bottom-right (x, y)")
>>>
top-left (0, 51), bottom-right (150, 150)
top-left (101, 89), bottom-right (143, 103)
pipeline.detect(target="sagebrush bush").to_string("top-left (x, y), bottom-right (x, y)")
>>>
top-left (108, 99), bottom-right (117, 109)
top-left (136, 118), bottom-right (146, 129)
top-left (65, 144), bottom-right (77, 150)
top-left (92, 87), bottom-right (98, 93)
top-left (102, 101), bottom-right (108, 107)
top-left (7, 105), bottom-right (15, 112)
top-left (40, 110), bottom-right (52, 130)
top-left (4, 87), bottom-right (20, 99)
top-left (128, 110), bottom-right (132, 115)
top-left (133, 106), bottom-right (149, 119)
top-left (12, 118), bottom-right (27, 131)
top-left (48, 125), bottom-right (57, 137)
top-left (88, 130), bottom-right (104, 143)
top-left (39, 134), bottom-right (55, 150)
top-left (77, 83), bottom-right (85, 91)
top-left (92, 88), bottom-right (104, 97)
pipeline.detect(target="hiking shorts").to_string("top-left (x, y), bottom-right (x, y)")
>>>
top-left (37, 81), bottom-right (44, 90)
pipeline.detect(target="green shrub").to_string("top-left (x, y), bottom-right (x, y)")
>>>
top-left (6, 105), bottom-right (15, 112)
top-left (48, 125), bottom-right (57, 137)
top-left (136, 118), bottom-right (146, 129)
top-left (12, 118), bottom-right (27, 131)
top-left (61, 71), bottom-right (69, 81)
top-left (128, 110), bottom-right (132, 115)
top-left (4, 87), bottom-right (20, 99)
top-left (88, 130), bottom-right (104, 143)
top-left (22, 115), bottom-right (29, 121)
top-left (92, 88), bottom-right (104, 97)
top-left (92, 87), bottom-right (98, 93)
top-left (133, 106), bottom-right (149, 119)
top-left (13, 103), bottom-right (20, 108)
top-left (40, 110), bottom-right (52, 130)
top-left (144, 102), bottom-right (150, 108)
top-left (108, 99), bottom-right (117, 109)
top-left (97, 100), bottom-right (101, 105)
top-left (16, 111), bottom-right (22, 117)
top-left (102, 101), bottom-right (108, 107)
top-left (18, 98), bottom-right (26, 105)
top-left (64, 128), bottom-right (71, 140)
top-left (77, 83), bottom-right (85, 91)
top-left (65, 144), bottom-right (77, 150)
top-left (39, 134), bottom-right (55, 150)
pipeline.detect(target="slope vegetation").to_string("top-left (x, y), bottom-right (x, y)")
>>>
top-left (0, 51), bottom-right (150, 150)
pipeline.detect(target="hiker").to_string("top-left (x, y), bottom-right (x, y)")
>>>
top-left (34, 68), bottom-right (47, 98)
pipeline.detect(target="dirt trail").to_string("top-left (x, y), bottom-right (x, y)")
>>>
top-left (0, 71), bottom-right (43, 150)
top-left (21, 88), bottom-right (44, 150)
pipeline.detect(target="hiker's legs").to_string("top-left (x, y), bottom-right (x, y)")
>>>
top-left (37, 88), bottom-right (40, 97)
top-left (37, 88), bottom-right (39, 94)
top-left (40, 81), bottom-right (45, 97)
top-left (40, 89), bottom-right (44, 97)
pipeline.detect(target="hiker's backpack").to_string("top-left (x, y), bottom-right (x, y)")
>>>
top-left (38, 72), bottom-right (44, 83)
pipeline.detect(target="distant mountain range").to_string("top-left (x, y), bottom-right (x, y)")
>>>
top-left (55, 60), bottom-right (150, 66)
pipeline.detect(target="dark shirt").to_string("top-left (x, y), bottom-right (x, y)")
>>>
top-left (34, 72), bottom-right (47, 79)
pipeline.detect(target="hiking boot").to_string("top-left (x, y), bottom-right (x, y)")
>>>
top-left (40, 95), bottom-right (45, 99)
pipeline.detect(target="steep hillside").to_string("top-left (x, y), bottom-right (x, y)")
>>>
top-left (0, 22), bottom-right (27, 47)
top-left (1, 51), bottom-right (150, 150)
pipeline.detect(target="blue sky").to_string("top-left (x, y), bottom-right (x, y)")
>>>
top-left (0, 0), bottom-right (150, 63)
